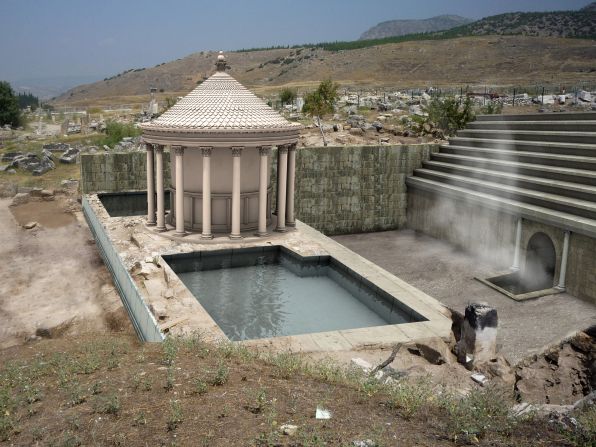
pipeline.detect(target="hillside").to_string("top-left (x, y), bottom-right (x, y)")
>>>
top-left (441, 4), bottom-right (596, 39)
top-left (52, 36), bottom-right (596, 107)
top-left (360, 15), bottom-right (472, 40)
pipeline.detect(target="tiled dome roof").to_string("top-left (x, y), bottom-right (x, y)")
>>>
top-left (141, 72), bottom-right (301, 132)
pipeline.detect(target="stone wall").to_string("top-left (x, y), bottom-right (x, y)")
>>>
top-left (81, 144), bottom-right (437, 234)
top-left (272, 144), bottom-right (437, 235)
top-left (407, 188), bottom-right (596, 303)
top-left (80, 151), bottom-right (170, 194)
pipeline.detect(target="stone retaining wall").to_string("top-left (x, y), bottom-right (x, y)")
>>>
top-left (80, 151), bottom-right (170, 194)
top-left (80, 144), bottom-right (437, 235)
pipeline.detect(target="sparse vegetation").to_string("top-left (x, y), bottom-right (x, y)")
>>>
top-left (303, 79), bottom-right (339, 146)
top-left (0, 335), bottom-right (586, 446)
top-left (279, 87), bottom-right (297, 106)
top-left (413, 95), bottom-right (475, 136)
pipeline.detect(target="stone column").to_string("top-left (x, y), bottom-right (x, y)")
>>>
top-left (275, 145), bottom-right (288, 232)
top-left (286, 143), bottom-right (297, 227)
top-left (556, 230), bottom-right (570, 290)
top-left (173, 146), bottom-right (185, 236)
top-left (257, 146), bottom-right (271, 236)
top-left (456, 303), bottom-right (498, 368)
top-left (155, 145), bottom-right (166, 232)
top-left (201, 147), bottom-right (213, 239)
top-left (230, 147), bottom-right (243, 239)
top-left (511, 217), bottom-right (522, 271)
top-left (145, 143), bottom-right (156, 226)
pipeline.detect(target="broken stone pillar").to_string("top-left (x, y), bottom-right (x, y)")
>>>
top-left (457, 303), bottom-right (498, 367)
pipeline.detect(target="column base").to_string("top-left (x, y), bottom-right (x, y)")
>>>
top-left (174, 231), bottom-right (187, 237)
top-left (286, 221), bottom-right (296, 227)
top-left (274, 227), bottom-right (287, 233)
top-left (147, 221), bottom-right (157, 227)
top-left (200, 233), bottom-right (214, 240)
top-left (229, 234), bottom-right (243, 240)
top-left (555, 285), bottom-right (566, 292)
top-left (155, 226), bottom-right (167, 233)
top-left (509, 266), bottom-right (519, 272)
top-left (256, 231), bottom-right (269, 237)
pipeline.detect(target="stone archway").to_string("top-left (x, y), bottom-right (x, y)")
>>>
top-left (523, 232), bottom-right (557, 290)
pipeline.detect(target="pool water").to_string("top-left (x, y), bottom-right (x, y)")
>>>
top-left (165, 247), bottom-right (422, 341)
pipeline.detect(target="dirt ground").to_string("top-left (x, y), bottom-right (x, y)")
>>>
top-left (0, 194), bottom-right (132, 349)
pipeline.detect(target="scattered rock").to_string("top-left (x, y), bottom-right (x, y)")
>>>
top-left (23, 221), bottom-right (38, 229)
top-left (35, 318), bottom-right (75, 339)
top-left (353, 440), bottom-right (376, 447)
top-left (280, 424), bottom-right (298, 436)
top-left (41, 189), bottom-right (55, 197)
top-left (476, 354), bottom-right (516, 388)
top-left (408, 338), bottom-right (456, 365)
top-left (315, 407), bottom-right (332, 419)
top-left (11, 192), bottom-right (30, 206)
top-left (349, 127), bottom-right (364, 136)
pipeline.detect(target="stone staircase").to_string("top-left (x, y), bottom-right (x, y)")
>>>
top-left (406, 112), bottom-right (596, 237)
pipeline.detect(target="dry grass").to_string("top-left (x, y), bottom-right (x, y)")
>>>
top-left (0, 334), bottom-right (586, 446)
top-left (51, 36), bottom-right (596, 108)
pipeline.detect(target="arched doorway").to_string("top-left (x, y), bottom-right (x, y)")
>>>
top-left (523, 232), bottom-right (556, 290)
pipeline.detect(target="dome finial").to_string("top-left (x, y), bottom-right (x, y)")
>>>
top-left (216, 51), bottom-right (227, 71)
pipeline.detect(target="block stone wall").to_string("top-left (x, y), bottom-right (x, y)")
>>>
top-left (80, 151), bottom-right (170, 194)
top-left (81, 144), bottom-right (437, 235)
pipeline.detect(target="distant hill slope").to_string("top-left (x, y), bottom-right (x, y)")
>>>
top-left (51, 36), bottom-right (596, 107)
top-left (360, 15), bottom-right (472, 40)
top-left (441, 4), bottom-right (596, 39)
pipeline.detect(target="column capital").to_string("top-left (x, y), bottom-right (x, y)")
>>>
top-left (143, 142), bottom-right (153, 152)
top-left (173, 145), bottom-right (184, 156)
top-left (287, 143), bottom-right (297, 152)
top-left (200, 146), bottom-right (213, 157)
top-left (259, 146), bottom-right (272, 156)
top-left (231, 146), bottom-right (243, 157)
top-left (278, 144), bottom-right (289, 154)
top-left (155, 145), bottom-right (164, 154)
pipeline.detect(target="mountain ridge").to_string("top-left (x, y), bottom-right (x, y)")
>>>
top-left (360, 15), bottom-right (472, 40)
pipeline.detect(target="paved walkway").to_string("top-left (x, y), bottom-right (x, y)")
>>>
top-left (333, 229), bottom-right (596, 364)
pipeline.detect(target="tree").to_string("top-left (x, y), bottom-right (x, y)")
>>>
top-left (279, 87), bottom-right (297, 107)
top-left (0, 81), bottom-right (22, 128)
top-left (302, 79), bottom-right (339, 146)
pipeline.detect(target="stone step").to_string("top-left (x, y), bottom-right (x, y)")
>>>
top-left (430, 153), bottom-right (596, 186)
top-left (439, 146), bottom-right (596, 171)
top-left (413, 169), bottom-right (596, 220)
top-left (405, 176), bottom-right (596, 239)
top-left (467, 120), bottom-right (596, 132)
top-left (423, 160), bottom-right (596, 203)
top-left (456, 129), bottom-right (596, 145)
top-left (476, 112), bottom-right (596, 122)
top-left (447, 137), bottom-right (596, 157)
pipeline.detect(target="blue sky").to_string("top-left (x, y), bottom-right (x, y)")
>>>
top-left (0, 0), bottom-right (591, 82)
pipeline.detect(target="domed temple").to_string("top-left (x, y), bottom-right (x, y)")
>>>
top-left (139, 52), bottom-right (302, 239)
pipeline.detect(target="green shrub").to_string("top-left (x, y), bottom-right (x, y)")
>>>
top-left (418, 96), bottom-right (475, 136)
top-left (100, 121), bottom-right (141, 148)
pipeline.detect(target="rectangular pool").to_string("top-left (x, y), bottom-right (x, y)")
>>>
top-left (163, 247), bottom-right (424, 341)
top-left (98, 191), bottom-right (170, 217)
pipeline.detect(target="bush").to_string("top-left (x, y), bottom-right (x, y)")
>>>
top-left (418, 96), bottom-right (475, 136)
top-left (481, 100), bottom-right (504, 115)
top-left (100, 121), bottom-right (141, 148)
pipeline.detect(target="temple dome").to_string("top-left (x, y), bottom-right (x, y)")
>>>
top-left (140, 68), bottom-right (302, 146)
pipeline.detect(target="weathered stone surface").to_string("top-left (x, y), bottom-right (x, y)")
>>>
top-left (408, 338), bottom-right (456, 365)
top-left (35, 318), bottom-right (75, 339)
top-left (280, 424), bottom-right (298, 436)
top-left (457, 303), bottom-right (498, 367)
top-left (476, 354), bottom-right (516, 388)
top-left (23, 221), bottom-right (38, 229)
top-left (11, 192), bottom-right (30, 206)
